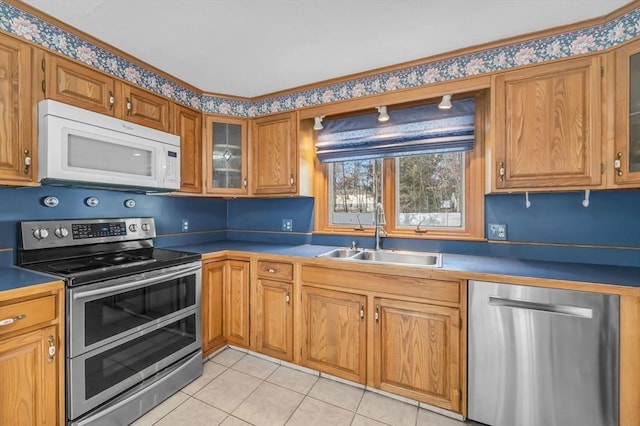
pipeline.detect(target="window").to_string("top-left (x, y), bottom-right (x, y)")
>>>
top-left (314, 94), bottom-right (485, 240)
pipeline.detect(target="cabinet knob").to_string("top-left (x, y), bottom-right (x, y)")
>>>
top-left (285, 292), bottom-right (290, 304)
top-left (290, 174), bottom-right (294, 186)
top-left (360, 304), bottom-right (365, 320)
top-left (125, 97), bottom-right (132, 115)
top-left (24, 149), bottom-right (31, 174)
top-left (47, 335), bottom-right (56, 363)
top-left (108, 91), bottom-right (115, 110)
top-left (498, 162), bottom-right (505, 182)
top-left (614, 152), bottom-right (623, 177)
top-left (267, 268), bottom-right (279, 274)
top-left (375, 304), bottom-right (380, 323)
top-left (0, 314), bottom-right (26, 327)
top-left (243, 177), bottom-right (247, 188)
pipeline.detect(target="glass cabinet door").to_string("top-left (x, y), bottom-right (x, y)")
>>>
top-left (615, 41), bottom-right (640, 185)
top-left (205, 116), bottom-right (248, 194)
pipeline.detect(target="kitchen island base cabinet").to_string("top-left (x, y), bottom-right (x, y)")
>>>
top-left (374, 298), bottom-right (461, 412)
top-left (301, 286), bottom-right (367, 384)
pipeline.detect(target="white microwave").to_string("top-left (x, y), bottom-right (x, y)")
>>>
top-left (38, 99), bottom-right (180, 192)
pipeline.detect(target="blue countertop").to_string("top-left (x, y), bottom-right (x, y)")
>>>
top-left (2, 241), bottom-right (639, 292)
top-left (0, 267), bottom-right (61, 292)
top-left (172, 241), bottom-right (640, 288)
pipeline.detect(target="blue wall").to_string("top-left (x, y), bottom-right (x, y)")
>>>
top-left (2, 186), bottom-right (639, 268)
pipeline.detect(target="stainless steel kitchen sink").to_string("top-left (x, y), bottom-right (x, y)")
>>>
top-left (316, 248), bottom-right (362, 258)
top-left (316, 248), bottom-right (442, 268)
top-left (351, 250), bottom-right (442, 267)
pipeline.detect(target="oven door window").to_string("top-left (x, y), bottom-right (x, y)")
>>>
top-left (84, 314), bottom-right (197, 400)
top-left (84, 274), bottom-right (196, 347)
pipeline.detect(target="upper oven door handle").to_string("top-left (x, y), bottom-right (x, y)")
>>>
top-left (72, 263), bottom-right (200, 300)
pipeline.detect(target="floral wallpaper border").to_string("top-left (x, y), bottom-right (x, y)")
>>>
top-left (1, 1), bottom-right (639, 117)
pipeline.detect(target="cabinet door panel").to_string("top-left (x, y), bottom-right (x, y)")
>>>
top-left (0, 35), bottom-right (33, 184)
top-left (0, 325), bottom-right (58, 426)
top-left (120, 84), bottom-right (170, 131)
top-left (46, 54), bottom-right (115, 115)
top-left (174, 105), bottom-right (203, 193)
top-left (301, 286), bottom-right (366, 384)
top-left (257, 279), bottom-right (292, 361)
top-left (615, 40), bottom-right (640, 185)
top-left (494, 56), bottom-right (601, 189)
top-left (224, 260), bottom-right (250, 347)
top-left (251, 112), bottom-right (297, 195)
top-left (374, 298), bottom-right (460, 411)
top-left (205, 116), bottom-right (248, 195)
top-left (202, 261), bottom-right (225, 355)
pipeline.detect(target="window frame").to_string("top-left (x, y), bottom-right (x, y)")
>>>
top-left (313, 93), bottom-right (485, 241)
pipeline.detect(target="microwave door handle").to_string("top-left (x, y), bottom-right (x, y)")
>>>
top-left (72, 265), bottom-right (200, 300)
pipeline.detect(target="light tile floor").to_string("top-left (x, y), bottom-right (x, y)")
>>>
top-left (132, 347), bottom-right (478, 426)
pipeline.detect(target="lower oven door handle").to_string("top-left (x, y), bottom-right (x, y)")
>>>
top-left (72, 264), bottom-right (200, 300)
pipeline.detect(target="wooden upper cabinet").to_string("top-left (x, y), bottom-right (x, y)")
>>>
top-left (173, 104), bottom-right (203, 193)
top-left (45, 53), bottom-right (115, 115)
top-left (615, 39), bottom-right (640, 186)
top-left (0, 34), bottom-right (34, 185)
top-left (251, 112), bottom-right (297, 195)
top-left (301, 286), bottom-right (367, 384)
top-left (117, 82), bottom-right (170, 131)
top-left (205, 116), bottom-right (249, 195)
top-left (373, 298), bottom-right (461, 411)
top-left (493, 56), bottom-right (602, 190)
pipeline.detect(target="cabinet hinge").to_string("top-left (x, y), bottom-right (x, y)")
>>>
top-left (601, 66), bottom-right (604, 78)
top-left (41, 79), bottom-right (46, 93)
top-left (41, 58), bottom-right (45, 71)
top-left (601, 163), bottom-right (605, 174)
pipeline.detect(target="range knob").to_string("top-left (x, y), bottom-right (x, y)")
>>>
top-left (54, 227), bottom-right (69, 238)
top-left (128, 224), bottom-right (138, 232)
top-left (33, 228), bottom-right (49, 240)
top-left (141, 223), bottom-right (150, 232)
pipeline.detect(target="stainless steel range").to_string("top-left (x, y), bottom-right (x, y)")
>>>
top-left (18, 218), bottom-right (203, 426)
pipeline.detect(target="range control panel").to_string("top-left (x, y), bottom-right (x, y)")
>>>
top-left (21, 218), bottom-right (156, 250)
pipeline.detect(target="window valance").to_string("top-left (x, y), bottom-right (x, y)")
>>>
top-left (316, 98), bottom-right (475, 163)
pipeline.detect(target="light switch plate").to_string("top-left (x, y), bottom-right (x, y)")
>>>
top-left (488, 223), bottom-right (507, 241)
top-left (182, 219), bottom-right (189, 232)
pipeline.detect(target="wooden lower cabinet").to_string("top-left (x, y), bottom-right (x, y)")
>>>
top-left (0, 281), bottom-right (64, 426)
top-left (301, 286), bottom-right (367, 384)
top-left (202, 258), bottom-right (250, 355)
top-left (256, 279), bottom-right (293, 361)
top-left (224, 260), bottom-right (250, 347)
top-left (202, 260), bottom-right (225, 356)
top-left (374, 297), bottom-right (461, 411)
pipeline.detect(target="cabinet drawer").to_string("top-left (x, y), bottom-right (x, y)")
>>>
top-left (257, 261), bottom-right (293, 281)
top-left (0, 295), bottom-right (57, 336)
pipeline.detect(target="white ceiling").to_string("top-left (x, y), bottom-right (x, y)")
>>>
top-left (21, 0), bottom-right (631, 98)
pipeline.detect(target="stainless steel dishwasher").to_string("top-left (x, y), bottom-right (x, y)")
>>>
top-left (468, 280), bottom-right (619, 426)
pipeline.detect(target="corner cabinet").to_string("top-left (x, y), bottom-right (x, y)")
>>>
top-left (251, 112), bottom-right (298, 195)
top-left (0, 281), bottom-right (65, 426)
top-left (173, 104), bottom-right (203, 194)
top-left (492, 56), bottom-right (602, 191)
top-left (614, 39), bottom-right (640, 186)
top-left (0, 33), bottom-right (35, 185)
top-left (204, 116), bottom-right (249, 195)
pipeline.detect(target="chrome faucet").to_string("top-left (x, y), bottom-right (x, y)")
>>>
top-left (374, 202), bottom-right (386, 250)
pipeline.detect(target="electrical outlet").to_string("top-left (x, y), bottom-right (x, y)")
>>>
top-left (182, 219), bottom-right (189, 232)
top-left (282, 219), bottom-right (293, 232)
top-left (488, 223), bottom-right (507, 241)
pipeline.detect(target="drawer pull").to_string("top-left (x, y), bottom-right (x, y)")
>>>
top-left (285, 292), bottom-right (290, 304)
top-left (267, 268), bottom-right (279, 274)
top-left (47, 335), bottom-right (56, 363)
top-left (360, 304), bottom-right (365, 320)
top-left (0, 314), bottom-right (26, 326)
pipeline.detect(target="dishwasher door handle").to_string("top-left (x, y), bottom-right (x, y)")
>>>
top-left (489, 296), bottom-right (593, 318)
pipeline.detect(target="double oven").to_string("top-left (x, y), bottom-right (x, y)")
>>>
top-left (18, 218), bottom-right (202, 426)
